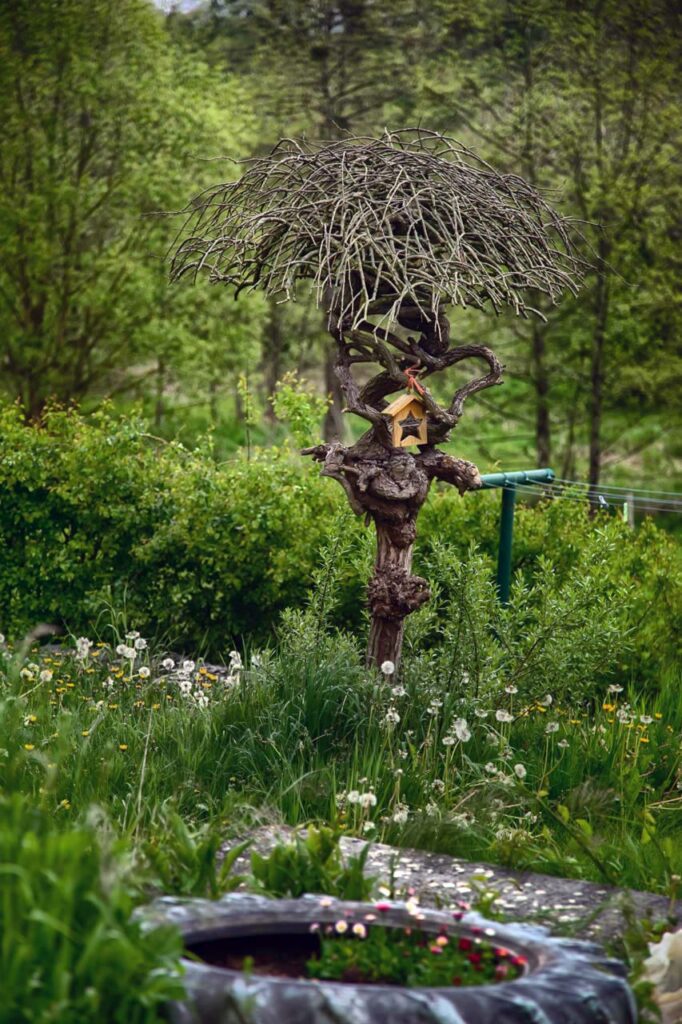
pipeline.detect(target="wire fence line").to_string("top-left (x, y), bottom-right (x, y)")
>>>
top-left (504, 479), bottom-right (682, 516)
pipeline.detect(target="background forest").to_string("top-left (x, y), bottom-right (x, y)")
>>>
top-left (1, 0), bottom-right (680, 492)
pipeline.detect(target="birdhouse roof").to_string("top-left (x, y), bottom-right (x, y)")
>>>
top-left (383, 393), bottom-right (424, 417)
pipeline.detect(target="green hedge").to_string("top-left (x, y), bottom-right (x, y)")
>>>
top-left (0, 404), bottom-right (679, 684)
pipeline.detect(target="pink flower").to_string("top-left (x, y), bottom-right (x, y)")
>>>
top-left (375, 902), bottom-right (391, 912)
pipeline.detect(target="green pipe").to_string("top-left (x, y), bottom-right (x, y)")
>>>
top-left (498, 485), bottom-right (516, 604)
top-left (480, 468), bottom-right (555, 489)
top-left (479, 469), bottom-right (555, 604)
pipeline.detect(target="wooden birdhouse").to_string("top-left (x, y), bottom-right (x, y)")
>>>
top-left (383, 393), bottom-right (429, 448)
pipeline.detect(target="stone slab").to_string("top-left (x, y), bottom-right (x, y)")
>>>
top-left (224, 826), bottom-right (681, 943)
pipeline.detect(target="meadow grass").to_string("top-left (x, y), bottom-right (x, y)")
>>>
top-left (2, 615), bottom-right (680, 896)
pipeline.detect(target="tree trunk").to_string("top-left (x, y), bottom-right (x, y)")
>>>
top-left (531, 319), bottom-right (551, 466)
top-left (303, 440), bottom-right (481, 672)
top-left (588, 244), bottom-right (610, 501)
top-left (366, 520), bottom-right (418, 670)
top-left (323, 343), bottom-right (345, 441)
top-left (155, 358), bottom-right (165, 429)
top-left (262, 297), bottom-right (286, 424)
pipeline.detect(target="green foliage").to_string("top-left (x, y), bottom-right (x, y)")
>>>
top-left (0, 793), bottom-right (184, 1024)
top-left (250, 826), bottom-right (374, 900)
top-left (307, 925), bottom-right (522, 987)
top-left (142, 805), bottom-right (249, 899)
top-left (0, 405), bottom-right (678, 691)
top-left (271, 371), bottom-right (331, 448)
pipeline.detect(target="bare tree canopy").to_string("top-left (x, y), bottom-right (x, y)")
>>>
top-left (171, 128), bottom-right (585, 330)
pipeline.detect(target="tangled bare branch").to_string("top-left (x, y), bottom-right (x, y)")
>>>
top-left (171, 128), bottom-right (586, 329)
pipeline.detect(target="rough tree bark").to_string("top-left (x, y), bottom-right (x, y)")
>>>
top-left (303, 307), bottom-right (501, 672)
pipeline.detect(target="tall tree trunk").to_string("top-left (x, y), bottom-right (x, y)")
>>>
top-left (588, 254), bottom-right (609, 493)
top-left (262, 297), bottom-right (286, 424)
top-left (323, 345), bottom-right (345, 441)
top-left (522, 32), bottom-right (551, 469)
top-left (154, 357), bottom-right (165, 429)
top-left (531, 319), bottom-right (551, 466)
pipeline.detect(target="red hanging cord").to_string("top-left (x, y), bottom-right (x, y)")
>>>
top-left (404, 364), bottom-right (426, 395)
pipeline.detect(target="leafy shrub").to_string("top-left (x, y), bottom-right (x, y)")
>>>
top-left (0, 403), bottom-right (678, 687)
top-left (250, 825), bottom-right (375, 900)
top-left (0, 793), bottom-right (184, 1024)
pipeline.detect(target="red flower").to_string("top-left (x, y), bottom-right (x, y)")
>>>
top-left (458, 937), bottom-right (473, 952)
top-left (467, 952), bottom-right (482, 966)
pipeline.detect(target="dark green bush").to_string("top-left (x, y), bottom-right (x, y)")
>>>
top-left (0, 404), bottom-right (678, 685)
top-left (0, 793), bottom-right (184, 1024)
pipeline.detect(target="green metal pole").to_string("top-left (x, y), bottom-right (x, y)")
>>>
top-left (497, 485), bottom-right (516, 604)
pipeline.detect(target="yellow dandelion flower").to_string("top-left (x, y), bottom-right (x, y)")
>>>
top-left (59, 799), bottom-right (70, 808)
top-left (654, 713), bottom-right (662, 720)
top-left (640, 736), bottom-right (650, 744)
top-left (119, 744), bottom-right (128, 751)
top-left (27, 714), bottom-right (37, 723)
top-left (602, 703), bottom-right (616, 712)
top-left (23, 743), bottom-right (35, 751)
top-left (81, 730), bottom-right (90, 737)
top-left (108, 703), bottom-right (119, 709)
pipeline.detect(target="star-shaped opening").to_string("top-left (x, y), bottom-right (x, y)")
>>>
top-left (398, 412), bottom-right (423, 441)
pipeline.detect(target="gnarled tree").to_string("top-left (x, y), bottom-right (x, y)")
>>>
top-left (171, 130), bottom-right (584, 669)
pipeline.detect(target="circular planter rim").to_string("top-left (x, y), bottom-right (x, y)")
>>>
top-left (138, 892), bottom-right (637, 1024)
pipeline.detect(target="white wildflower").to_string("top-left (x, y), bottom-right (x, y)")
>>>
top-left (20, 668), bottom-right (33, 680)
top-left (642, 928), bottom-right (682, 994)
top-left (380, 660), bottom-right (395, 676)
top-left (495, 709), bottom-right (513, 723)
top-left (229, 651), bottom-right (243, 670)
top-left (639, 715), bottom-right (653, 725)
top-left (425, 801), bottom-right (439, 817)
top-left (442, 735), bottom-right (456, 747)
top-left (116, 644), bottom-right (135, 660)
top-left (103, 677), bottom-right (115, 690)
top-left (134, 637), bottom-right (147, 651)
top-left (558, 738), bottom-right (569, 749)
top-left (138, 666), bottom-right (151, 679)
top-left (484, 762), bottom-right (497, 774)
top-left (545, 721), bottom-right (560, 734)
top-left (357, 792), bottom-right (377, 810)
top-left (347, 790), bottom-right (360, 804)
top-left (251, 653), bottom-right (262, 668)
top-left (474, 708), bottom-right (489, 718)
top-left (539, 694), bottom-right (553, 706)
top-left (513, 763), bottom-right (527, 780)
top-left (125, 631), bottom-right (140, 640)
top-left (607, 684), bottom-right (624, 694)
top-left (392, 803), bottom-right (409, 825)
top-left (504, 685), bottom-right (518, 695)
top-left (182, 660), bottom-right (195, 673)
top-left (161, 658), bottom-right (175, 671)
top-left (40, 669), bottom-right (53, 682)
top-left (453, 718), bottom-right (471, 742)
top-left (193, 691), bottom-right (209, 709)
top-left (451, 812), bottom-right (473, 828)
top-left (431, 779), bottom-right (445, 793)
top-left (391, 685), bottom-right (407, 698)
top-left (383, 707), bottom-right (400, 727)
top-left (75, 637), bottom-right (92, 660)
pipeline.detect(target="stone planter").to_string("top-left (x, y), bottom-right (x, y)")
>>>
top-left (139, 893), bottom-right (637, 1024)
